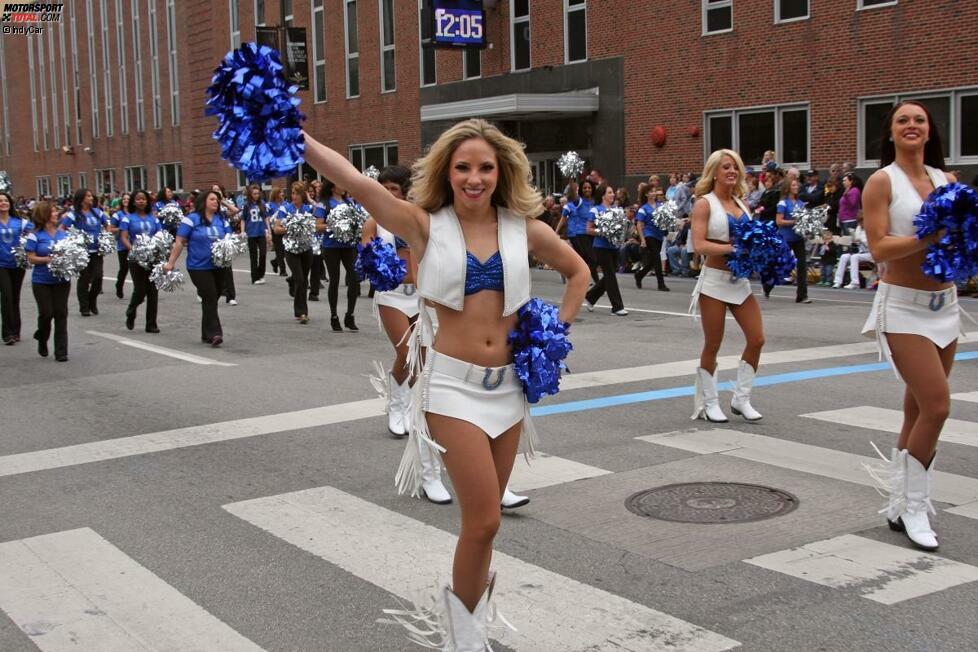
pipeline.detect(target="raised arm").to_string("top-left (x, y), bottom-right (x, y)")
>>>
top-left (690, 199), bottom-right (734, 256)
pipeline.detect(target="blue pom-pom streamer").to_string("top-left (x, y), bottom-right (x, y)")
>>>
top-left (355, 237), bottom-right (407, 292)
top-left (205, 42), bottom-right (306, 181)
top-left (913, 182), bottom-right (978, 283)
top-left (507, 298), bottom-right (573, 404)
top-left (726, 218), bottom-right (796, 287)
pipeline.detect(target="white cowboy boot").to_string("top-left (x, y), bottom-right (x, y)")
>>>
top-left (443, 580), bottom-right (492, 652)
top-left (387, 375), bottom-right (408, 438)
top-left (501, 486), bottom-right (529, 510)
top-left (730, 360), bottom-right (763, 421)
top-left (691, 367), bottom-right (728, 423)
top-left (899, 451), bottom-right (939, 551)
top-left (419, 437), bottom-right (452, 505)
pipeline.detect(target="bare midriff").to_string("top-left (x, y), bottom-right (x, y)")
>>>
top-left (430, 291), bottom-right (518, 367)
top-left (704, 249), bottom-right (732, 272)
top-left (881, 248), bottom-right (953, 292)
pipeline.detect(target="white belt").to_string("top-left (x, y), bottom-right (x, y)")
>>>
top-left (429, 350), bottom-right (513, 391)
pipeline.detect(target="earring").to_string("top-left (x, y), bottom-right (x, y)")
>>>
top-left (888, 137), bottom-right (893, 142)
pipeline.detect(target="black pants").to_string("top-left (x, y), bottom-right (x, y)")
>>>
top-left (271, 233), bottom-right (287, 274)
top-left (570, 234), bottom-right (599, 285)
top-left (188, 269), bottom-right (225, 341)
top-left (323, 247), bottom-right (358, 317)
top-left (286, 250), bottom-right (312, 317)
top-left (115, 250), bottom-right (129, 295)
top-left (33, 282), bottom-right (69, 358)
top-left (247, 236), bottom-right (267, 283)
top-left (585, 247), bottom-right (624, 312)
top-left (635, 238), bottom-right (666, 287)
top-left (0, 266), bottom-right (25, 340)
top-left (127, 262), bottom-right (158, 328)
top-left (309, 252), bottom-right (324, 298)
top-left (76, 252), bottom-right (103, 313)
top-left (222, 266), bottom-right (236, 301)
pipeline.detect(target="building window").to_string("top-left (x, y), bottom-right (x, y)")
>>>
top-left (125, 166), bottom-right (147, 192)
top-left (312, 0), bottom-right (326, 102)
top-left (156, 162), bottom-right (183, 192)
top-left (229, 0), bottom-right (240, 48)
top-left (775, 0), bottom-right (808, 23)
top-left (94, 169), bottom-right (117, 195)
top-left (419, 0), bottom-right (435, 86)
top-left (148, 0), bottom-right (162, 129)
top-left (705, 104), bottom-right (809, 167)
top-left (255, 0), bottom-right (265, 25)
top-left (463, 48), bottom-right (480, 80)
top-left (69, 4), bottom-right (83, 144)
top-left (37, 34), bottom-right (50, 150)
top-left (79, 172), bottom-right (88, 190)
top-left (37, 177), bottom-right (52, 199)
top-left (57, 175), bottom-right (72, 198)
top-left (379, 0), bottom-right (396, 92)
top-left (166, 0), bottom-right (179, 126)
top-left (131, 0), bottom-right (145, 132)
top-left (0, 34), bottom-right (9, 155)
top-left (58, 15), bottom-right (70, 145)
top-left (345, 0), bottom-right (360, 98)
top-left (960, 93), bottom-right (978, 160)
top-left (858, 0), bottom-right (896, 9)
top-left (115, 0), bottom-right (128, 134)
top-left (511, 0), bottom-right (530, 72)
top-left (47, 29), bottom-right (60, 149)
top-left (85, 0), bottom-right (100, 139)
top-left (564, 0), bottom-right (586, 63)
top-left (98, 0), bottom-right (113, 137)
top-left (348, 142), bottom-right (398, 172)
top-left (703, 0), bottom-right (733, 34)
top-left (27, 40), bottom-right (39, 151)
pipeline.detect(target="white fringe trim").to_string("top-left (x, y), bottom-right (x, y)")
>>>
top-left (861, 442), bottom-right (906, 519)
top-left (366, 360), bottom-right (390, 413)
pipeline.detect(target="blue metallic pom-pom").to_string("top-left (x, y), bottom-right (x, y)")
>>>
top-left (205, 42), bottom-right (306, 181)
top-left (355, 237), bottom-right (407, 292)
top-left (507, 298), bottom-right (573, 404)
top-left (727, 218), bottom-right (796, 287)
top-left (913, 182), bottom-right (978, 283)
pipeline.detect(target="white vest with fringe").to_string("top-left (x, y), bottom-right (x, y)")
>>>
top-left (702, 192), bottom-right (751, 243)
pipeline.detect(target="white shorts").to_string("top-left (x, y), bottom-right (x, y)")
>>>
top-left (689, 266), bottom-right (753, 317)
top-left (374, 283), bottom-right (420, 318)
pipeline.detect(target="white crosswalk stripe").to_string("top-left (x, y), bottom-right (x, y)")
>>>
top-left (509, 452), bottom-right (611, 491)
top-left (0, 528), bottom-right (264, 651)
top-left (951, 391), bottom-right (978, 403)
top-left (801, 406), bottom-right (978, 448)
top-left (224, 486), bottom-right (741, 652)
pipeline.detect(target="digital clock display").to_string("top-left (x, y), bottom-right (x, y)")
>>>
top-left (429, 0), bottom-right (486, 48)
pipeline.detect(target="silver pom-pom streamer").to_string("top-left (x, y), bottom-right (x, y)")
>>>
top-left (97, 230), bottom-right (116, 257)
top-left (557, 151), bottom-right (585, 179)
top-left (156, 204), bottom-right (184, 229)
top-left (210, 233), bottom-right (247, 267)
top-left (130, 231), bottom-right (174, 270)
top-left (791, 205), bottom-right (830, 238)
top-left (0, 171), bottom-right (10, 192)
top-left (593, 207), bottom-right (630, 247)
top-left (48, 230), bottom-right (91, 280)
top-left (14, 235), bottom-right (30, 269)
top-left (363, 165), bottom-right (380, 180)
top-left (283, 211), bottom-right (318, 254)
top-left (651, 201), bottom-right (681, 232)
top-left (149, 262), bottom-right (185, 292)
top-left (326, 203), bottom-right (369, 245)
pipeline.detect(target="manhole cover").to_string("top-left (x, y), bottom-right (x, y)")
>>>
top-left (625, 482), bottom-right (799, 524)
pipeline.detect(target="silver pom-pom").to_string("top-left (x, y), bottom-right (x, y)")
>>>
top-left (156, 204), bottom-right (184, 229)
top-left (557, 151), bottom-right (585, 179)
top-left (149, 262), bottom-right (185, 292)
top-left (0, 171), bottom-right (10, 192)
top-left (791, 205), bottom-right (830, 238)
top-left (48, 229), bottom-right (91, 280)
top-left (283, 211), bottom-right (318, 254)
top-left (326, 203), bottom-right (369, 245)
top-left (650, 201), bottom-right (681, 232)
top-left (14, 235), bottom-right (30, 269)
top-left (593, 207), bottom-right (630, 247)
top-left (97, 230), bottom-right (116, 257)
top-left (210, 233), bottom-right (247, 267)
top-left (130, 231), bottom-right (174, 270)
top-left (363, 165), bottom-right (380, 180)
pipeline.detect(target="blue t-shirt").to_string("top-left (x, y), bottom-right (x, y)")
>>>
top-left (153, 200), bottom-right (179, 213)
top-left (61, 208), bottom-right (108, 253)
top-left (24, 229), bottom-right (70, 284)
top-left (777, 198), bottom-right (805, 244)
top-left (272, 202), bottom-right (314, 228)
top-left (110, 211), bottom-right (129, 251)
top-left (176, 212), bottom-right (230, 270)
top-left (588, 205), bottom-right (617, 250)
top-left (565, 198), bottom-right (593, 238)
top-left (243, 202), bottom-right (267, 237)
top-left (122, 212), bottom-right (161, 244)
top-left (314, 197), bottom-right (355, 249)
top-left (0, 216), bottom-right (30, 269)
top-left (635, 202), bottom-right (666, 240)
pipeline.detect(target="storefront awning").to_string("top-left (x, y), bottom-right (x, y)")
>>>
top-left (420, 88), bottom-right (600, 123)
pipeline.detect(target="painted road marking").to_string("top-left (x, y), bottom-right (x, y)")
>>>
top-left (745, 534), bottom-right (978, 605)
top-left (584, 302), bottom-right (734, 320)
top-left (801, 406), bottom-right (978, 449)
top-left (636, 428), bottom-right (978, 507)
top-left (224, 486), bottom-right (740, 652)
top-left (0, 527), bottom-right (264, 651)
top-left (952, 391), bottom-right (978, 403)
top-left (87, 330), bottom-right (237, 367)
top-left (509, 453), bottom-right (611, 492)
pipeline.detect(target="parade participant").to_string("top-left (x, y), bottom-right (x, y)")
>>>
top-left (634, 185), bottom-right (670, 291)
top-left (213, 185), bottom-right (241, 306)
top-left (0, 191), bottom-right (29, 345)
top-left (119, 190), bottom-right (161, 333)
top-left (861, 100), bottom-right (966, 551)
top-left (584, 183), bottom-right (628, 315)
top-left (163, 190), bottom-right (231, 346)
top-left (272, 182), bottom-right (315, 324)
top-left (153, 186), bottom-right (179, 214)
top-left (242, 184), bottom-right (271, 285)
top-left (109, 192), bottom-right (131, 299)
top-left (24, 201), bottom-right (70, 361)
top-left (303, 119), bottom-right (589, 645)
top-left (565, 178), bottom-right (598, 284)
top-left (774, 177), bottom-right (811, 303)
top-left (61, 188), bottom-right (108, 317)
top-left (267, 187), bottom-right (288, 276)
top-left (315, 180), bottom-right (359, 332)
top-left (689, 149), bottom-right (766, 423)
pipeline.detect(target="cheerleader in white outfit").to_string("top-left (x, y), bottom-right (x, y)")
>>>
top-left (303, 119), bottom-right (589, 649)
top-left (689, 150), bottom-right (766, 423)
top-left (861, 101), bottom-right (971, 551)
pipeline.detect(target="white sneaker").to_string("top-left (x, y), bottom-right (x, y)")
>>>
top-left (831, 283), bottom-right (841, 289)
top-left (585, 301), bottom-right (595, 312)
top-left (844, 283), bottom-right (860, 289)
top-left (228, 299), bottom-right (238, 306)
top-left (196, 295), bottom-right (202, 303)
top-left (253, 278), bottom-right (266, 285)
top-left (612, 309), bottom-right (629, 316)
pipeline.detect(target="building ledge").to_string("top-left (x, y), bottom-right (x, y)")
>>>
top-left (420, 88), bottom-right (600, 123)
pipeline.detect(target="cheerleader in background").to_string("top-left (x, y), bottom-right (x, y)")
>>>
top-left (154, 187), bottom-right (180, 235)
top-left (119, 190), bottom-right (161, 333)
top-left (242, 184), bottom-right (271, 285)
top-left (307, 181), bottom-right (324, 302)
top-left (60, 188), bottom-right (108, 317)
top-left (773, 177), bottom-right (811, 303)
top-left (213, 185), bottom-right (241, 306)
top-left (109, 192), bottom-right (131, 299)
top-left (267, 186), bottom-right (288, 276)
top-left (565, 178), bottom-right (599, 284)
top-left (271, 181), bottom-right (315, 324)
top-left (0, 191), bottom-right (29, 345)
top-left (24, 201), bottom-right (70, 361)
top-left (689, 149), bottom-right (766, 423)
top-left (634, 184), bottom-right (670, 291)
top-left (316, 180), bottom-right (360, 332)
top-left (584, 183), bottom-right (628, 315)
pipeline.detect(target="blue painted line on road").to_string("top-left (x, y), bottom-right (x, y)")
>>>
top-left (530, 350), bottom-right (978, 417)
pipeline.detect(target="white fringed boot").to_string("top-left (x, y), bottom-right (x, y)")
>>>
top-left (900, 450), bottom-right (939, 551)
top-left (388, 374), bottom-right (409, 437)
top-left (730, 360), bottom-right (763, 421)
top-left (500, 487), bottom-right (529, 510)
top-left (691, 367), bottom-right (728, 423)
top-left (443, 582), bottom-right (492, 651)
top-left (419, 436), bottom-right (452, 505)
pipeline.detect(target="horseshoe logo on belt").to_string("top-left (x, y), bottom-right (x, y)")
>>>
top-left (929, 292), bottom-right (946, 312)
top-left (403, 285), bottom-right (416, 296)
top-left (482, 367), bottom-right (506, 390)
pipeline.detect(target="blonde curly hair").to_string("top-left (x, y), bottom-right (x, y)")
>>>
top-left (694, 149), bottom-right (748, 199)
top-left (410, 119), bottom-right (542, 218)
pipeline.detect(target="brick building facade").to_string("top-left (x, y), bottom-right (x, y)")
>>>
top-left (1, 0), bottom-right (976, 200)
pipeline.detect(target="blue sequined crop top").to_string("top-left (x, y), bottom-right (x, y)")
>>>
top-left (464, 251), bottom-right (503, 295)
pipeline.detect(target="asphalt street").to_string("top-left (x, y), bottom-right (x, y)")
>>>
top-left (2, 259), bottom-right (978, 652)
